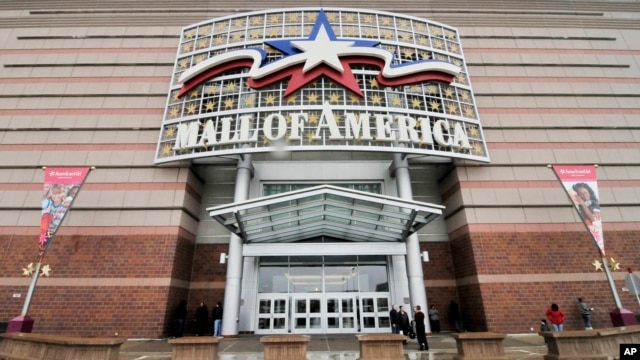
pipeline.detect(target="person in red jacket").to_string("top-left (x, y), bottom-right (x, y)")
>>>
top-left (546, 303), bottom-right (566, 331)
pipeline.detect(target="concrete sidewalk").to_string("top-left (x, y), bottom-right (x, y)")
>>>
top-left (118, 332), bottom-right (548, 360)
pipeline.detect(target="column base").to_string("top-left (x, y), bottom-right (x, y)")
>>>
top-left (609, 308), bottom-right (638, 327)
top-left (7, 315), bottom-right (35, 333)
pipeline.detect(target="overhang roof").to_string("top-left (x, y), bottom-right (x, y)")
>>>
top-left (207, 185), bottom-right (443, 244)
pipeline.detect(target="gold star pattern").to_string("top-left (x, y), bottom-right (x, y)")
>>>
top-left (456, 73), bottom-right (467, 84)
top-left (40, 264), bottom-right (51, 277)
top-left (345, 14), bottom-right (355, 23)
top-left (460, 91), bottom-right (470, 102)
top-left (244, 96), bottom-right (255, 107)
top-left (328, 92), bottom-right (340, 104)
top-left (364, 29), bottom-right (376, 38)
top-left (214, 36), bottom-right (225, 45)
top-left (186, 103), bottom-right (197, 115)
top-left (391, 97), bottom-right (402, 107)
top-left (447, 103), bottom-right (458, 115)
top-left (308, 113), bottom-right (319, 125)
top-left (181, 43), bottom-right (193, 53)
top-left (472, 143), bottom-right (484, 155)
top-left (429, 101), bottom-right (440, 111)
top-left (383, 31), bottom-right (394, 40)
top-left (400, 33), bottom-right (412, 43)
top-left (402, 48), bottom-right (414, 59)
top-left (22, 263), bottom-right (34, 276)
top-left (194, 55), bottom-right (206, 65)
top-left (231, 33), bottom-right (243, 42)
top-left (609, 258), bottom-right (621, 271)
top-left (184, 30), bottom-right (196, 39)
top-left (450, 44), bottom-right (459, 54)
top-left (411, 98), bottom-right (422, 109)
top-left (426, 85), bottom-right (438, 95)
top-left (433, 39), bottom-right (444, 49)
top-left (215, 23), bottom-right (226, 32)
top-left (234, 19), bottom-right (244, 28)
top-left (286, 95), bottom-right (297, 104)
top-left (262, 135), bottom-right (270, 145)
top-left (171, 91), bottom-right (180, 102)
top-left (250, 30), bottom-right (261, 39)
top-left (415, 23), bottom-right (426, 32)
top-left (363, 15), bottom-right (374, 24)
top-left (326, 13), bottom-right (337, 22)
top-left (268, 28), bottom-right (279, 38)
top-left (592, 259), bottom-right (603, 271)
top-left (431, 27), bottom-right (442, 37)
top-left (206, 85), bottom-right (218, 95)
top-left (197, 39), bottom-right (209, 49)
top-left (288, 13), bottom-right (299, 22)
top-left (307, 13), bottom-right (318, 22)
top-left (165, 127), bottom-right (176, 138)
top-left (418, 37), bottom-right (428, 46)
top-left (381, 17), bottom-right (392, 26)
top-left (224, 98), bottom-right (235, 109)
top-left (226, 82), bottom-right (237, 92)
top-left (463, 106), bottom-right (475, 118)
top-left (264, 94), bottom-right (276, 105)
top-left (307, 93), bottom-right (319, 104)
top-left (370, 94), bottom-right (383, 105)
top-left (453, 59), bottom-right (463, 67)
top-left (399, 20), bottom-right (409, 29)
top-left (179, 58), bottom-right (190, 69)
top-left (269, 15), bottom-right (280, 24)
top-left (169, 107), bottom-right (180, 118)
top-left (468, 126), bottom-right (479, 137)
top-left (307, 133), bottom-right (316, 143)
top-left (350, 95), bottom-right (361, 104)
top-left (161, 144), bottom-right (173, 156)
top-left (199, 26), bottom-right (211, 36)
top-left (251, 16), bottom-right (262, 26)
top-left (204, 101), bottom-right (216, 112)
top-left (189, 89), bottom-right (200, 98)
top-left (369, 78), bottom-right (379, 89)
top-left (345, 28), bottom-right (357, 37)
top-left (286, 27), bottom-right (298, 37)
top-left (444, 87), bottom-right (455, 98)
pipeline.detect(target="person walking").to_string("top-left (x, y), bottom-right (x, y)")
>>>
top-left (212, 302), bottom-right (223, 337)
top-left (578, 298), bottom-right (594, 330)
top-left (389, 304), bottom-right (400, 334)
top-left (194, 301), bottom-right (209, 336)
top-left (428, 305), bottom-right (440, 333)
top-left (546, 303), bottom-right (566, 331)
top-left (413, 305), bottom-right (429, 351)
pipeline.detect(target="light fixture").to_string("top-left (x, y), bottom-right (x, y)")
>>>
top-left (219, 253), bottom-right (228, 264)
top-left (421, 251), bottom-right (429, 263)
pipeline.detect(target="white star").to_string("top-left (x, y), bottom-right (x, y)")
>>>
top-left (290, 24), bottom-right (354, 73)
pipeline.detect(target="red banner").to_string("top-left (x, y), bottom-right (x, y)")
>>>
top-left (552, 165), bottom-right (604, 255)
top-left (39, 167), bottom-right (91, 261)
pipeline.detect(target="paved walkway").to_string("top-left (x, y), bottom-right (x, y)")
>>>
top-left (119, 332), bottom-right (548, 360)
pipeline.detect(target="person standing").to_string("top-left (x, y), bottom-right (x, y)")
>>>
top-left (389, 304), bottom-right (400, 334)
top-left (428, 305), bottom-right (440, 333)
top-left (194, 301), bottom-right (209, 336)
top-left (172, 300), bottom-right (187, 338)
top-left (413, 305), bottom-right (429, 351)
top-left (578, 298), bottom-right (594, 330)
top-left (398, 305), bottom-right (410, 343)
top-left (448, 300), bottom-right (461, 332)
top-left (212, 302), bottom-right (223, 337)
top-left (546, 303), bottom-right (566, 331)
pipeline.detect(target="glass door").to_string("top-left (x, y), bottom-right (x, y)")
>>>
top-left (291, 295), bottom-right (323, 334)
top-left (325, 294), bottom-right (358, 333)
top-left (359, 294), bottom-right (390, 333)
top-left (255, 295), bottom-right (289, 334)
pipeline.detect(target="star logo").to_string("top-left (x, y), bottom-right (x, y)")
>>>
top-left (177, 10), bottom-right (460, 98)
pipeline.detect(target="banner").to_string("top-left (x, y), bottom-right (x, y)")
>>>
top-left (39, 167), bottom-right (90, 261)
top-left (552, 165), bottom-right (604, 255)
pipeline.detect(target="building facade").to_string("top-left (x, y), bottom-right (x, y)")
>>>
top-left (0, 1), bottom-right (639, 338)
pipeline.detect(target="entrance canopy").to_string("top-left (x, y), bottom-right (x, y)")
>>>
top-left (207, 185), bottom-right (443, 244)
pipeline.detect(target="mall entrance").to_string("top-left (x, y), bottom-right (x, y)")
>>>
top-left (254, 255), bottom-right (391, 335)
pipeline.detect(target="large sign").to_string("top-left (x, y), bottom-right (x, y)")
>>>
top-left (155, 8), bottom-right (490, 163)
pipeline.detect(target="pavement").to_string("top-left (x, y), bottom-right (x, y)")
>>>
top-left (118, 332), bottom-right (549, 360)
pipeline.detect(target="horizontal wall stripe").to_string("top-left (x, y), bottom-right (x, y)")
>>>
top-left (457, 180), bottom-right (640, 189)
top-left (0, 77), bottom-right (170, 83)
top-left (481, 108), bottom-right (640, 114)
top-left (0, 183), bottom-right (191, 190)
top-left (0, 144), bottom-right (156, 151)
top-left (0, 226), bottom-right (195, 237)
top-left (0, 277), bottom-right (190, 288)
top-left (487, 142), bottom-right (640, 149)
top-left (0, 48), bottom-right (177, 55)
top-left (0, 109), bottom-right (162, 115)
top-left (456, 272), bottom-right (627, 287)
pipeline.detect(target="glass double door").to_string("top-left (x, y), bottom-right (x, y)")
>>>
top-left (256, 293), bottom-right (389, 334)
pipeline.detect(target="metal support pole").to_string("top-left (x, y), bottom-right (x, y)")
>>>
top-left (602, 258), bottom-right (623, 309)
top-left (21, 263), bottom-right (42, 316)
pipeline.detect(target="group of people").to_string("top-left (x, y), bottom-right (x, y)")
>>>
top-left (389, 300), bottom-right (462, 351)
top-left (172, 300), bottom-right (224, 338)
top-left (543, 298), bottom-right (594, 332)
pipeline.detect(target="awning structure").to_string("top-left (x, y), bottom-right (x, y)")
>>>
top-left (207, 185), bottom-right (443, 244)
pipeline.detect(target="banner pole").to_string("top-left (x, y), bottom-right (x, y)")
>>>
top-left (602, 257), bottom-right (623, 309)
top-left (20, 263), bottom-right (42, 316)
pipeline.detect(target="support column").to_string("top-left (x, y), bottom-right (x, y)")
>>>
top-left (389, 153), bottom-right (430, 333)
top-left (221, 155), bottom-right (253, 337)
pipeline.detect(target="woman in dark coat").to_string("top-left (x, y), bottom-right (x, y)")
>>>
top-left (194, 301), bottom-right (209, 336)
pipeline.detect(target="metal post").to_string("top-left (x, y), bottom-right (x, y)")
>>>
top-left (21, 263), bottom-right (42, 316)
top-left (602, 258), bottom-right (623, 309)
